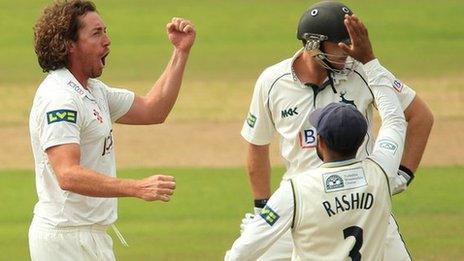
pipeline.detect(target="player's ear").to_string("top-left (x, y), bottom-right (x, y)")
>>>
top-left (67, 40), bottom-right (77, 54)
top-left (315, 134), bottom-right (326, 161)
top-left (316, 134), bottom-right (325, 149)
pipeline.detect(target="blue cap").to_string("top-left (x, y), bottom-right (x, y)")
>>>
top-left (309, 103), bottom-right (367, 154)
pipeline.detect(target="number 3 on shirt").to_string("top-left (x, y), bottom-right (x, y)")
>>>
top-left (343, 226), bottom-right (363, 261)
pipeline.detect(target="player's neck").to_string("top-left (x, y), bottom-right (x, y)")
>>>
top-left (67, 65), bottom-right (89, 89)
top-left (324, 155), bottom-right (355, 163)
top-left (322, 148), bottom-right (355, 163)
top-left (293, 52), bottom-right (327, 86)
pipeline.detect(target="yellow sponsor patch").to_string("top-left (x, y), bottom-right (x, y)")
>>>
top-left (46, 109), bottom-right (77, 124)
top-left (260, 205), bottom-right (280, 226)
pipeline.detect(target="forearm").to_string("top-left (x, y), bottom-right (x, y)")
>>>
top-left (247, 144), bottom-right (272, 200)
top-left (47, 143), bottom-right (175, 201)
top-left (58, 165), bottom-right (137, 198)
top-left (365, 60), bottom-right (406, 140)
top-left (248, 168), bottom-right (271, 200)
top-left (145, 49), bottom-right (190, 121)
top-left (371, 86), bottom-right (407, 176)
top-left (401, 96), bottom-right (434, 172)
top-left (364, 60), bottom-right (406, 176)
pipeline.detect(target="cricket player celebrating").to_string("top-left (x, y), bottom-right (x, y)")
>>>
top-left (29, 1), bottom-right (195, 260)
top-left (238, 1), bottom-right (433, 260)
top-left (226, 11), bottom-right (408, 260)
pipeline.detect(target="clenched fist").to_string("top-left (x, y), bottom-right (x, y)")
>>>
top-left (167, 17), bottom-right (196, 53)
top-left (135, 175), bottom-right (176, 202)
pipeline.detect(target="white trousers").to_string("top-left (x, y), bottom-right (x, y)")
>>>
top-left (257, 214), bottom-right (411, 261)
top-left (29, 219), bottom-right (115, 261)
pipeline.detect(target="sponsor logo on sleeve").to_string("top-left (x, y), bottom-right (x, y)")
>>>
top-left (378, 139), bottom-right (398, 155)
top-left (246, 113), bottom-right (257, 128)
top-left (46, 109), bottom-right (77, 124)
top-left (392, 79), bottom-right (404, 92)
top-left (260, 205), bottom-right (280, 226)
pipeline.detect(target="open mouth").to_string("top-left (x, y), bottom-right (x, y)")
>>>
top-left (101, 52), bottom-right (109, 66)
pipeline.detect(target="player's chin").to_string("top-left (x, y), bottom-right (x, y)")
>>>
top-left (329, 61), bottom-right (347, 70)
top-left (91, 68), bottom-right (104, 79)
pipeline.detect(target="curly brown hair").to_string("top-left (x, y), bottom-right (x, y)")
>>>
top-left (34, 0), bottom-right (97, 72)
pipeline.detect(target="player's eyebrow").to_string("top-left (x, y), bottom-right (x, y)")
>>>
top-left (90, 26), bottom-right (107, 33)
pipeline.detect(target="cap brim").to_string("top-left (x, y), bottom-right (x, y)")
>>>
top-left (309, 108), bottom-right (324, 127)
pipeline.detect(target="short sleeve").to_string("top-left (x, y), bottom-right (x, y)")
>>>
top-left (241, 72), bottom-right (275, 145)
top-left (104, 86), bottom-right (135, 122)
top-left (396, 82), bottom-right (416, 111)
top-left (37, 92), bottom-right (82, 151)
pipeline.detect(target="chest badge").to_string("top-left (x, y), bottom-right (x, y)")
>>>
top-left (93, 109), bottom-right (103, 123)
top-left (339, 91), bottom-right (356, 107)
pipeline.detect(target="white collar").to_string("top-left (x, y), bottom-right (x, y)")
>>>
top-left (51, 68), bottom-right (95, 100)
top-left (321, 158), bottom-right (360, 168)
top-left (289, 48), bottom-right (305, 87)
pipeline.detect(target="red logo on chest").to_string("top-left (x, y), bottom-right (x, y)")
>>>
top-left (93, 109), bottom-right (103, 123)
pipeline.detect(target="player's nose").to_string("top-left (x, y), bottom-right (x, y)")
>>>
top-left (103, 33), bottom-right (111, 47)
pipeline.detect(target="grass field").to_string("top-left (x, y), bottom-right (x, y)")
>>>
top-left (1, 0), bottom-right (464, 86)
top-left (1, 0), bottom-right (464, 126)
top-left (1, 167), bottom-right (463, 260)
top-left (0, 0), bottom-right (463, 260)
top-left (1, 0), bottom-right (463, 158)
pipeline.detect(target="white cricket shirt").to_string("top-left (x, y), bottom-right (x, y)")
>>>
top-left (227, 59), bottom-right (407, 261)
top-left (29, 68), bottom-right (134, 227)
top-left (241, 49), bottom-right (415, 180)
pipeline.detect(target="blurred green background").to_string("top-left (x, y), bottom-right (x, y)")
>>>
top-left (1, 0), bottom-right (463, 125)
top-left (1, 0), bottom-right (463, 85)
top-left (1, 167), bottom-right (463, 260)
top-left (0, 0), bottom-right (463, 260)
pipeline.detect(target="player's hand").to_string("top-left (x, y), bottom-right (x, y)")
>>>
top-left (135, 175), bottom-right (176, 202)
top-left (338, 14), bottom-right (375, 64)
top-left (166, 17), bottom-right (196, 53)
top-left (239, 207), bottom-right (262, 234)
top-left (391, 172), bottom-right (408, 195)
top-left (392, 168), bottom-right (414, 195)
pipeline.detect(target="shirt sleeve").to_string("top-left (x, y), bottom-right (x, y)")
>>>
top-left (103, 85), bottom-right (135, 122)
top-left (397, 82), bottom-right (416, 111)
top-left (37, 91), bottom-right (82, 151)
top-left (225, 182), bottom-right (294, 261)
top-left (240, 72), bottom-right (275, 145)
top-left (363, 59), bottom-right (407, 184)
top-left (363, 60), bottom-right (416, 110)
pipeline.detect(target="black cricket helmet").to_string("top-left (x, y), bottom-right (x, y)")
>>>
top-left (297, 1), bottom-right (353, 46)
top-left (296, 1), bottom-right (356, 75)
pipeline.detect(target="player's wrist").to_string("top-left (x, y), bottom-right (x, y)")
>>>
top-left (128, 179), bottom-right (145, 199)
top-left (173, 46), bottom-right (192, 57)
top-left (254, 198), bottom-right (269, 209)
top-left (359, 53), bottom-right (376, 64)
top-left (398, 165), bottom-right (414, 186)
